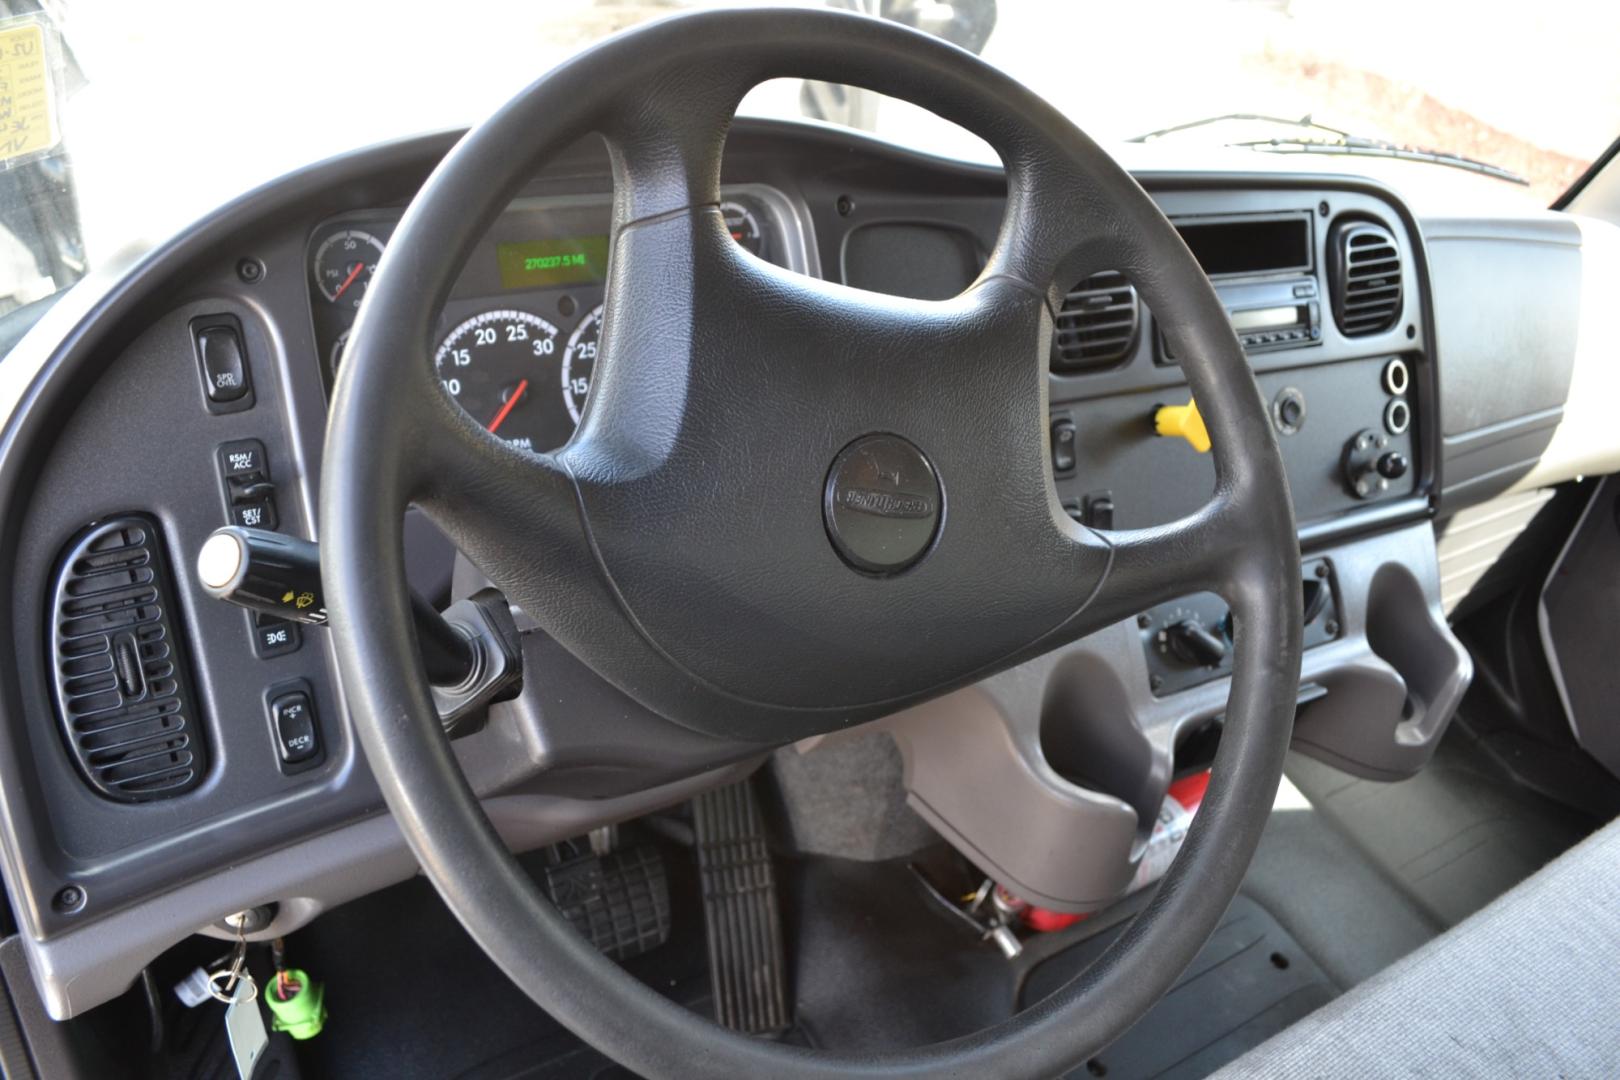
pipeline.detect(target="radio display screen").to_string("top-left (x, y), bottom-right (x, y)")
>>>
top-left (1230, 305), bottom-right (1302, 332)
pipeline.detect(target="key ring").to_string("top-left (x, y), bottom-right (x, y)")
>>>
top-left (207, 923), bottom-right (256, 1004)
top-left (207, 966), bottom-right (257, 1005)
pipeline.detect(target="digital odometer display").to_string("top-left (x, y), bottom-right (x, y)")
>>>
top-left (496, 235), bottom-right (610, 289)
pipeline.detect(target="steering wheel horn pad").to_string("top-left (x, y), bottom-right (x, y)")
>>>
top-left (323, 9), bottom-right (1303, 1078)
top-left (823, 432), bottom-right (943, 575)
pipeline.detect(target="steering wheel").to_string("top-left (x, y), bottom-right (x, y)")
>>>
top-left (323, 8), bottom-right (1302, 1077)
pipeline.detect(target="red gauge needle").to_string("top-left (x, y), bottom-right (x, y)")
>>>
top-left (487, 379), bottom-right (529, 434)
top-left (332, 262), bottom-right (366, 300)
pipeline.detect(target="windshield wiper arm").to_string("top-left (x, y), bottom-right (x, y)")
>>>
top-left (1232, 135), bottom-right (1528, 185)
top-left (1128, 112), bottom-right (1354, 144)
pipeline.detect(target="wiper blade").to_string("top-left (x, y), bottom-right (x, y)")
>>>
top-left (1129, 112), bottom-right (1527, 187)
top-left (1232, 135), bottom-right (1528, 185)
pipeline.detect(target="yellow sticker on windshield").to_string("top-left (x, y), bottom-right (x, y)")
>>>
top-left (0, 17), bottom-right (58, 165)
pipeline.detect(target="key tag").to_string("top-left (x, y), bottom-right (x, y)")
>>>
top-left (208, 924), bottom-right (267, 1079)
top-left (223, 975), bottom-right (269, 1080)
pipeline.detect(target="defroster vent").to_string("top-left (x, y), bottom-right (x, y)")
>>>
top-left (1052, 271), bottom-right (1139, 372)
top-left (1329, 221), bottom-right (1403, 337)
top-left (48, 515), bottom-right (207, 802)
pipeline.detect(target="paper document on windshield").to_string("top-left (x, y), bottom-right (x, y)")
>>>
top-left (0, 15), bottom-right (60, 167)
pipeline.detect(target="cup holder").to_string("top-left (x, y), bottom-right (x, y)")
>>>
top-left (1173, 717), bottom-right (1222, 778)
top-left (1292, 559), bottom-right (1472, 779)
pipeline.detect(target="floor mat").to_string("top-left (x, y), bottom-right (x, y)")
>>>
top-left (783, 851), bottom-right (1017, 1052)
top-left (284, 842), bottom-right (712, 1080)
top-left (1285, 729), bottom-right (1596, 927)
top-left (1241, 782), bottom-right (1439, 988)
top-left (1021, 896), bottom-right (1336, 1080)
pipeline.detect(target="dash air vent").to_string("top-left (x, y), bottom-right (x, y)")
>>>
top-left (1329, 221), bottom-right (1403, 337)
top-left (1052, 271), bottom-right (1139, 372)
top-left (48, 516), bottom-right (207, 802)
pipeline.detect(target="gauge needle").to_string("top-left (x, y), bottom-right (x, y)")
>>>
top-left (332, 262), bottom-right (366, 300)
top-left (487, 379), bottom-right (529, 434)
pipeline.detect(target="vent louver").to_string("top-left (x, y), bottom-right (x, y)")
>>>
top-left (48, 516), bottom-right (207, 802)
top-left (1052, 271), bottom-right (1139, 371)
top-left (1330, 221), bottom-right (1403, 337)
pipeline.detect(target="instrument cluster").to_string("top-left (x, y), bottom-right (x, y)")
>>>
top-left (307, 194), bottom-right (780, 453)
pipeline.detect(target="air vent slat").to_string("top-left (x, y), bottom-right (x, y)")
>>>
top-left (48, 516), bottom-right (207, 803)
top-left (1329, 221), bottom-right (1402, 336)
top-left (1344, 291), bottom-right (1401, 312)
top-left (1056, 318), bottom-right (1137, 337)
top-left (1052, 271), bottom-right (1140, 372)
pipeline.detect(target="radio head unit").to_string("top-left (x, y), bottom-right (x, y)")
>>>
top-left (1159, 276), bottom-right (1321, 363)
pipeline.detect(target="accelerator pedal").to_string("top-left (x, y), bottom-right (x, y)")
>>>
top-left (693, 781), bottom-right (790, 1034)
top-left (542, 844), bottom-right (672, 962)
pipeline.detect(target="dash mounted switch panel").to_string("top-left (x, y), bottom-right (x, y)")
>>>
top-left (216, 439), bottom-right (278, 531)
top-left (1141, 557), bottom-right (1341, 697)
top-left (213, 441), bottom-right (301, 657)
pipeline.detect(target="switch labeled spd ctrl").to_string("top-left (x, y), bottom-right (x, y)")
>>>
top-left (191, 314), bottom-right (255, 414)
top-left (266, 683), bottom-right (322, 773)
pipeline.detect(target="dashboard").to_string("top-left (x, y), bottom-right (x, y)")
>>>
top-left (0, 117), bottom-right (1609, 1019)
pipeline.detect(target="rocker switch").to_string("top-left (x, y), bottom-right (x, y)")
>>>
top-left (268, 687), bottom-right (321, 769)
top-left (191, 315), bottom-right (254, 413)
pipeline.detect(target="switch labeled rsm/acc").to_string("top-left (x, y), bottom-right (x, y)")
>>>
top-left (191, 314), bottom-right (255, 414)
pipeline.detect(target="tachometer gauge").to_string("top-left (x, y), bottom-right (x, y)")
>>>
top-left (561, 304), bottom-right (602, 425)
top-left (720, 200), bottom-right (761, 255)
top-left (434, 310), bottom-right (567, 452)
top-left (313, 229), bottom-right (385, 308)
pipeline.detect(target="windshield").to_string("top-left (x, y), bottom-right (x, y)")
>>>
top-left (0, 0), bottom-right (1613, 313)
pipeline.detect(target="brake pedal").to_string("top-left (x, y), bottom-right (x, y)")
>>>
top-left (693, 780), bottom-right (790, 1034)
top-left (542, 844), bottom-right (671, 962)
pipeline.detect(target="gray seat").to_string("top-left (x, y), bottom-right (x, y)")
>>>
top-left (1214, 814), bottom-right (1620, 1077)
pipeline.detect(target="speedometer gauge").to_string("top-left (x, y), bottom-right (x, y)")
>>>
top-left (434, 310), bottom-right (567, 452)
top-left (562, 304), bottom-right (602, 425)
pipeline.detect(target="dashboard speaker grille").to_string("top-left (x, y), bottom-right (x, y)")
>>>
top-left (1052, 271), bottom-right (1139, 371)
top-left (48, 515), bottom-right (207, 802)
top-left (1331, 221), bottom-right (1403, 337)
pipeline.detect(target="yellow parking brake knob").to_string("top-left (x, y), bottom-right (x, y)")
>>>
top-left (1154, 399), bottom-right (1211, 454)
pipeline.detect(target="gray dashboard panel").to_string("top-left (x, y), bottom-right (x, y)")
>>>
top-left (1427, 215), bottom-right (1581, 504)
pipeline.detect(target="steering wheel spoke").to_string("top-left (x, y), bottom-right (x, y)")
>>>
top-left (1060, 484), bottom-right (1272, 642)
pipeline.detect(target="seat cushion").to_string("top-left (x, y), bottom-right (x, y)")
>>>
top-left (1214, 814), bottom-right (1620, 1078)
